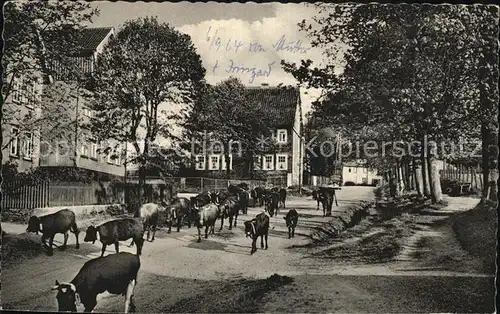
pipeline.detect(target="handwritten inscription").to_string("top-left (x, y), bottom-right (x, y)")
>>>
top-left (212, 59), bottom-right (275, 84)
top-left (206, 26), bottom-right (311, 83)
top-left (205, 26), bottom-right (311, 55)
top-left (206, 26), bottom-right (244, 53)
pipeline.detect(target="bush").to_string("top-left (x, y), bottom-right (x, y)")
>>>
top-left (344, 181), bottom-right (356, 186)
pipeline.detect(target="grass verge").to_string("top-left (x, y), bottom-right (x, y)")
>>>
top-left (451, 199), bottom-right (497, 273)
top-left (166, 274), bottom-right (294, 313)
top-left (2, 232), bottom-right (45, 267)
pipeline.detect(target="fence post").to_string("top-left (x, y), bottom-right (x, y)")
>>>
top-left (201, 177), bottom-right (204, 192)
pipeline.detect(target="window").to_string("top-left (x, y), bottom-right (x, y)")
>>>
top-left (353, 167), bottom-right (357, 173)
top-left (276, 153), bottom-right (288, 170)
top-left (26, 80), bottom-right (37, 109)
top-left (10, 128), bottom-right (19, 156)
top-left (12, 76), bottom-right (23, 103)
top-left (221, 155), bottom-right (233, 170)
top-left (209, 155), bottom-right (220, 170)
top-left (211, 143), bottom-right (223, 154)
top-left (263, 154), bottom-right (274, 170)
top-left (277, 129), bottom-right (287, 143)
top-left (348, 168), bottom-right (351, 173)
top-left (195, 155), bottom-right (205, 170)
top-left (106, 148), bottom-right (113, 164)
top-left (114, 148), bottom-right (121, 166)
top-left (363, 168), bottom-right (368, 173)
top-left (80, 137), bottom-right (89, 157)
top-left (253, 155), bottom-right (262, 170)
top-left (22, 132), bottom-right (33, 160)
top-left (90, 141), bottom-right (98, 159)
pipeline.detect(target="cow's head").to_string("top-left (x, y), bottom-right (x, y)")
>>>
top-left (84, 226), bottom-right (98, 244)
top-left (52, 280), bottom-right (79, 312)
top-left (244, 219), bottom-right (257, 238)
top-left (26, 216), bottom-right (41, 233)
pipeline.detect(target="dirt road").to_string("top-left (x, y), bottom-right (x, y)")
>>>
top-left (1, 187), bottom-right (494, 312)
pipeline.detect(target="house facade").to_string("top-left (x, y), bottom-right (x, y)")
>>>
top-left (193, 85), bottom-right (304, 187)
top-left (342, 160), bottom-right (383, 186)
top-left (37, 27), bottom-right (126, 179)
top-left (1, 72), bottom-right (44, 173)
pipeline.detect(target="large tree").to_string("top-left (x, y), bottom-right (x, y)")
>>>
top-left (283, 4), bottom-right (498, 202)
top-left (182, 77), bottom-right (274, 179)
top-left (2, 1), bottom-right (99, 167)
top-left (87, 17), bottom-right (206, 186)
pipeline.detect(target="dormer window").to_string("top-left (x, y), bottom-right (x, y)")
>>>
top-left (277, 129), bottom-right (287, 143)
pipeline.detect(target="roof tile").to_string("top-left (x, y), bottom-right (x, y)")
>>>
top-left (245, 86), bottom-right (299, 128)
top-left (78, 27), bottom-right (113, 51)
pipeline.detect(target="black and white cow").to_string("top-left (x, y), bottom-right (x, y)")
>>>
top-left (52, 252), bottom-right (140, 313)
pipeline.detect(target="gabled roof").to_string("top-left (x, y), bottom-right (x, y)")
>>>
top-left (245, 86), bottom-right (300, 128)
top-left (78, 27), bottom-right (113, 51)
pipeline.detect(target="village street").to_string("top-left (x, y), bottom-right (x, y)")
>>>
top-left (1, 186), bottom-right (494, 313)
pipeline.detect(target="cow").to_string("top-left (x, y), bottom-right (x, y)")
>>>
top-left (279, 188), bottom-right (287, 208)
top-left (26, 209), bottom-right (80, 256)
top-left (239, 189), bottom-right (250, 214)
top-left (195, 203), bottom-right (220, 242)
top-left (312, 189), bottom-right (322, 210)
top-left (52, 252), bottom-right (140, 313)
top-left (316, 187), bottom-right (338, 217)
top-left (264, 192), bottom-right (280, 217)
top-left (166, 197), bottom-right (192, 233)
top-left (227, 184), bottom-right (243, 195)
top-left (252, 186), bottom-right (266, 207)
top-left (192, 191), bottom-right (213, 208)
top-left (237, 182), bottom-right (249, 190)
top-left (84, 218), bottom-right (145, 257)
top-left (244, 212), bottom-right (270, 254)
top-left (214, 190), bottom-right (231, 205)
top-left (283, 209), bottom-right (298, 239)
top-left (133, 203), bottom-right (159, 242)
top-left (219, 196), bottom-right (241, 231)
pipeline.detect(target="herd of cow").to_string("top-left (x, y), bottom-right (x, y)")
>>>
top-left (24, 183), bottom-right (302, 313)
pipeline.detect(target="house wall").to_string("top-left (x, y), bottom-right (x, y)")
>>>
top-left (1, 74), bottom-right (43, 174)
top-left (192, 126), bottom-right (294, 183)
top-left (291, 99), bottom-right (302, 187)
top-left (342, 165), bottom-right (382, 185)
top-left (39, 88), bottom-right (125, 177)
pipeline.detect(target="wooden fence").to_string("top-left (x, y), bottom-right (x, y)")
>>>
top-left (1, 176), bottom-right (285, 210)
top-left (169, 177), bottom-right (266, 193)
top-left (440, 167), bottom-right (483, 191)
top-left (1, 180), bottom-right (50, 210)
top-left (1, 180), bottom-right (124, 210)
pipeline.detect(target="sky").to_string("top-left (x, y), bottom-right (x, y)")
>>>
top-left (87, 2), bottom-right (339, 153)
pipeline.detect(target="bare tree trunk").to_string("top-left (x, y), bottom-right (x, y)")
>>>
top-left (407, 161), bottom-right (414, 190)
top-left (413, 159), bottom-right (423, 197)
top-left (388, 169), bottom-right (396, 198)
top-left (480, 123), bottom-right (498, 200)
top-left (421, 150), bottom-right (431, 198)
top-left (395, 162), bottom-right (402, 194)
top-left (428, 141), bottom-right (443, 203)
top-left (426, 153), bottom-right (434, 196)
